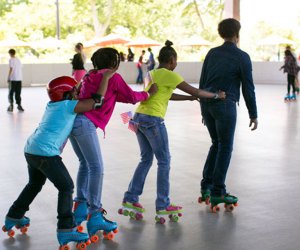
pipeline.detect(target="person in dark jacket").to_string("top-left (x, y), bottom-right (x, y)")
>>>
top-left (198, 18), bottom-right (258, 212)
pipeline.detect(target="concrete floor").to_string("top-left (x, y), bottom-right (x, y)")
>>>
top-left (0, 84), bottom-right (300, 250)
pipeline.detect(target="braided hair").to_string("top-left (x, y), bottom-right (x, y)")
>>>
top-left (91, 48), bottom-right (120, 70)
top-left (158, 40), bottom-right (177, 64)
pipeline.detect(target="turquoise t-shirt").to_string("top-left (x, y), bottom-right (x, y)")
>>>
top-left (24, 100), bottom-right (78, 156)
top-left (136, 68), bottom-right (184, 118)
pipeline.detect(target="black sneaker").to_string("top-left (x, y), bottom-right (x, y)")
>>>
top-left (17, 105), bottom-right (24, 112)
top-left (7, 105), bottom-right (13, 112)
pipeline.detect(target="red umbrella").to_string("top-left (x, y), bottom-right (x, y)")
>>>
top-left (180, 36), bottom-right (212, 47)
top-left (125, 37), bottom-right (161, 48)
top-left (87, 34), bottom-right (132, 47)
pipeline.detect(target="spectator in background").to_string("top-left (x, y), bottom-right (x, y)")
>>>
top-left (280, 49), bottom-right (300, 99)
top-left (7, 49), bottom-right (24, 112)
top-left (136, 50), bottom-right (146, 84)
top-left (71, 43), bottom-right (86, 83)
top-left (127, 48), bottom-right (134, 62)
top-left (146, 47), bottom-right (156, 71)
top-left (120, 52), bottom-right (125, 62)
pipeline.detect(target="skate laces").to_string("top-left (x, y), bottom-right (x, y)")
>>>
top-left (100, 208), bottom-right (107, 215)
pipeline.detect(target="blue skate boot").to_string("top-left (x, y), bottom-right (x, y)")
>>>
top-left (2, 216), bottom-right (30, 237)
top-left (73, 201), bottom-right (88, 232)
top-left (290, 93), bottom-right (297, 101)
top-left (284, 94), bottom-right (291, 102)
top-left (57, 228), bottom-right (91, 250)
top-left (198, 189), bottom-right (211, 205)
top-left (87, 209), bottom-right (118, 243)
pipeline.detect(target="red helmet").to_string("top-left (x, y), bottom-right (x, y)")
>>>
top-left (47, 76), bottom-right (77, 101)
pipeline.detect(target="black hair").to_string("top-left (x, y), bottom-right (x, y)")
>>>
top-left (158, 40), bottom-right (177, 64)
top-left (8, 49), bottom-right (16, 56)
top-left (284, 49), bottom-right (296, 62)
top-left (218, 18), bottom-right (241, 39)
top-left (75, 43), bottom-right (82, 50)
top-left (91, 47), bottom-right (120, 70)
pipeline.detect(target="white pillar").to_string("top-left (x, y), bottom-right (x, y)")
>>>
top-left (223, 0), bottom-right (240, 20)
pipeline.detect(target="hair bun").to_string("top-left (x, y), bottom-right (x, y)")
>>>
top-left (165, 40), bottom-right (173, 47)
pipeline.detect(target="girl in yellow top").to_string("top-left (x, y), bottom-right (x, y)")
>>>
top-left (119, 40), bottom-right (225, 224)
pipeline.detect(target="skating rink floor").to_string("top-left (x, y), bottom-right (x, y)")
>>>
top-left (1, 84), bottom-right (300, 250)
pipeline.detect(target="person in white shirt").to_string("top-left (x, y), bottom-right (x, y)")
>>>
top-left (7, 49), bottom-right (24, 112)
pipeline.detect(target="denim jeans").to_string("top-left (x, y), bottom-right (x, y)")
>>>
top-left (124, 113), bottom-right (171, 210)
top-left (7, 153), bottom-right (75, 229)
top-left (136, 67), bottom-right (143, 83)
top-left (69, 114), bottom-right (104, 214)
top-left (200, 99), bottom-right (237, 196)
top-left (8, 81), bottom-right (22, 105)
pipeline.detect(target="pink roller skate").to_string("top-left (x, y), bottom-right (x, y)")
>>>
top-left (118, 201), bottom-right (145, 220)
top-left (155, 204), bottom-right (183, 224)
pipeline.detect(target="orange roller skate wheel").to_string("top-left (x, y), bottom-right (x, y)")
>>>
top-left (113, 228), bottom-right (119, 234)
top-left (103, 232), bottom-right (114, 240)
top-left (90, 235), bottom-right (99, 243)
top-left (59, 245), bottom-right (70, 250)
top-left (77, 225), bottom-right (84, 232)
top-left (212, 206), bottom-right (220, 213)
top-left (20, 227), bottom-right (28, 234)
top-left (2, 225), bottom-right (7, 232)
top-left (8, 230), bottom-right (15, 237)
top-left (76, 242), bottom-right (87, 250)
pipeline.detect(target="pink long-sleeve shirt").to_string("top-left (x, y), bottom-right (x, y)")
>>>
top-left (79, 69), bottom-right (148, 131)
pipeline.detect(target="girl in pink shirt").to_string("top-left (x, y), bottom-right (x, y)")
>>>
top-left (69, 48), bottom-right (156, 242)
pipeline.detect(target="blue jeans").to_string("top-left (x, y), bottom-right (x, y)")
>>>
top-left (136, 67), bottom-right (143, 83)
top-left (69, 114), bottom-right (104, 214)
top-left (7, 153), bottom-right (75, 229)
top-left (200, 100), bottom-right (237, 196)
top-left (124, 113), bottom-right (171, 210)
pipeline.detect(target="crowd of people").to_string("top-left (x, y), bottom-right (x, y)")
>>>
top-left (2, 18), bottom-right (259, 249)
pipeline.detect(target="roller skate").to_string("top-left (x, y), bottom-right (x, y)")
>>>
top-left (7, 104), bottom-right (13, 112)
top-left (290, 93), bottom-right (297, 101)
top-left (284, 94), bottom-right (291, 102)
top-left (210, 194), bottom-right (238, 213)
top-left (2, 216), bottom-right (30, 237)
top-left (198, 189), bottom-right (211, 205)
top-left (118, 201), bottom-right (145, 220)
top-left (155, 204), bottom-right (183, 224)
top-left (17, 105), bottom-right (24, 112)
top-left (87, 209), bottom-right (118, 243)
top-left (57, 228), bottom-right (91, 250)
top-left (73, 201), bottom-right (88, 232)
top-left (296, 87), bottom-right (300, 95)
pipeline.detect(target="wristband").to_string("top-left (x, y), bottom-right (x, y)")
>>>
top-left (213, 93), bottom-right (219, 99)
top-left (91, 93), bottom-right (104, 109)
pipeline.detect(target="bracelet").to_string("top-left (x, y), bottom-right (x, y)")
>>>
top-left (91, 93), bottom-right (104, 109)
top-left (213, 93), bottom-right (219, 99)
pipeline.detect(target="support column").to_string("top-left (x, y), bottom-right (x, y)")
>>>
top-left (223, 0), bottom-right (240, 20)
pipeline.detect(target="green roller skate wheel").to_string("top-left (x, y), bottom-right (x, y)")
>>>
top-left (123, 210), bottom-right (129, 216)
top-left (170, 215), bottom-right (179, 222)
top-left (129, 211), bottom-right (135, 219)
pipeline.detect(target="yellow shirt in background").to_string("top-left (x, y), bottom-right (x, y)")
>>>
top-left (135, 68), bottom-right (184, 118)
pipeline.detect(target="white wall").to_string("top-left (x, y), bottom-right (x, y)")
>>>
top-left (0, 61), bottom-right (286, 88)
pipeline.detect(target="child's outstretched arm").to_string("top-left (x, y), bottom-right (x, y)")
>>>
top-left (74, 68), bottom-right (116, 113)
top-left (170, 93), bottom-right (197, 101)
top-left (176, 81), bottom-right (226, 100)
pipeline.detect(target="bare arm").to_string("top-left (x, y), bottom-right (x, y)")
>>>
top-left (8, 67), bottom-right (12, 82)
top-left (176, 81), bottom-right (225, 99)
top-left (74, 68), bottom-right (116, 113)
top-left (170, 93), bottom-right (197, 101)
